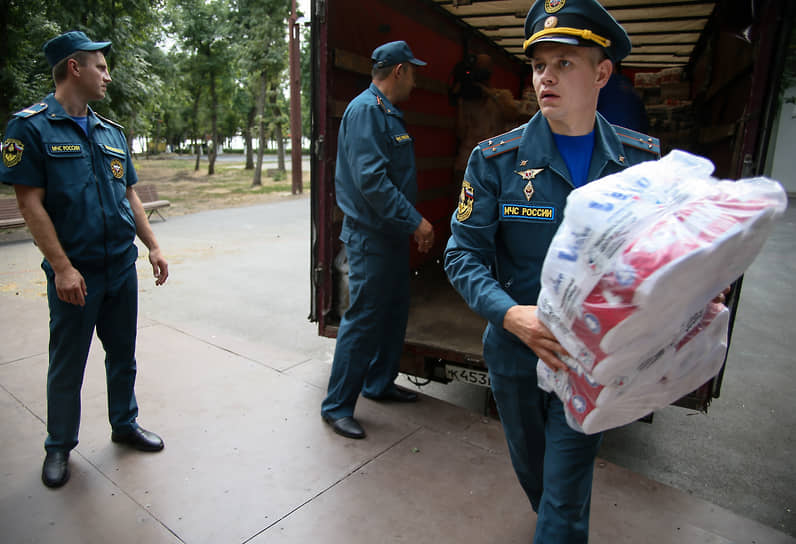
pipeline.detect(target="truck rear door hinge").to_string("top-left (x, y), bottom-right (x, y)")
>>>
top-left (314, 135), bottom-right (325, 162)
top-left (313, 265), bottom-right (324, 286)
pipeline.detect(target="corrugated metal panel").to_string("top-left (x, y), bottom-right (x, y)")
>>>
top-left (431, 0), bottom-right (716, 67)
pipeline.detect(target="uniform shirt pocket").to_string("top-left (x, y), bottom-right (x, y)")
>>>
top-left (99, 144), bottom-right (129, 183)
top-left (43, 142), bottom-right (89, 186)
top-left (498, 199), bottom-right (561, 259)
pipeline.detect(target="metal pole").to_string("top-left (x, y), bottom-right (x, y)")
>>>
top-left (289, 0), bottom-right (302, 194)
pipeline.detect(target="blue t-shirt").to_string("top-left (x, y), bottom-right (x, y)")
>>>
top-left (71, 115), bottom-right (89, 136)
top-left (553, 131), bottom-right (595, 188)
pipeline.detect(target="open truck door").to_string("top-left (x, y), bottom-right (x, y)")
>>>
top-left (309, 0), bottom-right (794, 412)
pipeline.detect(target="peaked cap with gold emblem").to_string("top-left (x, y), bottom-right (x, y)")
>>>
top-left (523, 0), bottom-right (631, 62)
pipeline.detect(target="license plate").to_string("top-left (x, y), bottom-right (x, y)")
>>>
top-left (445, 365), bottom-right (491, 388)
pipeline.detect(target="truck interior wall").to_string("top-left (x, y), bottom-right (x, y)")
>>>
top-left (322, 0), bottom-right (526, 310)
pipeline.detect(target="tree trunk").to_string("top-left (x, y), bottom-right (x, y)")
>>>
top-left (253, 71), bottom-right (267, 187)
top-left (208, 76), bottom-right (218, 176)
top-left (270, 89), bottom-right (286, 172)
top-left (127, 110), bottom-right (137, 156)
top-left (245, 106), bottom-right (255, 170)
top-left (192, 90), bottom-right (202, 171)
top-left (276, 122), bottom-right (285, 171)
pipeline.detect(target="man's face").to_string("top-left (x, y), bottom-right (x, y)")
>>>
top-left (394, 62), bottom-right (416, 103)
top-left (530, 43), bottom-right (611, 134)
top-left (75, 51), bottom-right (112, 101)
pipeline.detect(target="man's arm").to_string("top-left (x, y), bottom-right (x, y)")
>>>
top-left (14, 185), bottom-right (87, 306)
top-left (126, 187), bottom-right (168, 285)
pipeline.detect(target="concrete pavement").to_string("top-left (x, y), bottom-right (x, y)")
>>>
top-left (1, 196), bottom-right (794, 543)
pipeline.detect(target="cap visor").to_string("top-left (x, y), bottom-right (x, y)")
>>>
top-left (85, 41), bottom-right (112, 52)
top-left (531, 35), bottom-right (581, 47)
top-left (409, 58), bottom-right (427, 66)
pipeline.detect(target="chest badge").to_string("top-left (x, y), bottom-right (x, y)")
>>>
top-left (2, 138), bottom-right (24, 168)
top-left (516, 168), bottom-right (543, 201)
top-left (457, 180), bottom-right (474, 222)
top-left (110, 159), bottom-right (124, 179)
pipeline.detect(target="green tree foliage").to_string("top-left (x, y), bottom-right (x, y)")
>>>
top-left (166, 0), bottom-right (236, 174)
top-left (300, 24), bottom-right (311, 140)
top-left (2, 0), bottom-right (302, 174)
top-left (0, 0), bottom-right (165, 144)
top-left (231, 0), bottom-right (291, 186)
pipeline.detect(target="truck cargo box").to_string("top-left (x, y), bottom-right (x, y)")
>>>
top-left (309, 0), bottom-right (793, 413)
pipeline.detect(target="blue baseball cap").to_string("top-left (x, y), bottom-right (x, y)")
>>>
top-left (523, 0), bottom-right (631, 62)
top-left (43, 31), bottom-right (112, 67)
top-left (371, 41), bottom-right (427, 69)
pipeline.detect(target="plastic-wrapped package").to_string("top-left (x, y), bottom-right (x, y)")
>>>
top-left (536, 150), bottom-right (787, 434)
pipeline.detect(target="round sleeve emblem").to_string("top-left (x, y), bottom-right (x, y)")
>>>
top-left (110, 158), bottom-right (124, 179)
top-left (2, 138), bottom-right (24, 167)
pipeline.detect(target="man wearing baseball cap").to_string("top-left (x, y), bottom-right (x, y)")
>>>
top-left (320, 40), bottom-right (434, 439)
top-left (445, 1), bottom-right (660, 541)
top-left (0, 31), bottom-right (168, 488)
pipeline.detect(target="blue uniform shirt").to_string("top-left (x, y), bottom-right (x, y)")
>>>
top-left (334, 83), bottom-right (423, 238)
top-left (445, 112), bottom-right (659, 376)
top-left (0, 93), bottom-right (139, 275)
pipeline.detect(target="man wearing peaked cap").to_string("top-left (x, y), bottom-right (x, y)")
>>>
top-left (445, 1), bottom-right (661, 542)
top-left (0, 31), bottom-right (169, 488)
top-left (371, 40), bottom-right (428, 68)
top-left (320, 41), bottom-right (434, 439)
top-left (43, 30), bottom-right (112, 67)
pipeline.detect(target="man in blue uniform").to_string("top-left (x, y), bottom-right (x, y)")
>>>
top-left (321, 41), bottom-right (435, 439)
top-left (444, 1), bottom-right (659, 541)
top-left (0, 31), bottom-right (169, 488)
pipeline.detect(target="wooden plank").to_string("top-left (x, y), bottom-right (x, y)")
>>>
top-left (331, 99), bottom-right (454, 129)
top-left (0, 198), bottom-right (25, 229)
top-left (333, 48), bottom-right (448, 95)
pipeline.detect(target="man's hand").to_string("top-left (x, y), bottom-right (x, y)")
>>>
top-left (148, 248), bottom-right (169, 286)
top-left (55, 265), bottom-right (87, 306)
top-left (713, 286), bottom-right (731, 305)
top-left (503, 305), bottom-right (569, 372)
top-left (413, 217), bottom-right (435, 254)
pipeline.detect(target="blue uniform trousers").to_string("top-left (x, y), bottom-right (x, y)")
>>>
top-left (322, 223), bottom-right (410, 419)
top-left (489, 370), bottom-right (602, 544)
top-left (44, 264), bottom-right (139, 452)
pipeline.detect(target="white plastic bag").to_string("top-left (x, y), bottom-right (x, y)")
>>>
top-left (536, 150), bottom-right (787, 434)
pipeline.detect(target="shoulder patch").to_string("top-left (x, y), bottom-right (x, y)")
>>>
top-left (613, 125), bottom-right (660, 157)
top-left (13, 102), bottom-right (48, 118)
top-left (95, 113), bottom-right (124, 130)
top-left (479, 124), bottom-right (526, 159)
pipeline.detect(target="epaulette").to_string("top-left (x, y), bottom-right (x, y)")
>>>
top-left (478, 124), bottom-right (526, 159)
top-left (13, 102), bottom-right (48, 118)
top-left (96, 113), bottom-right (124, 130)
top-left (613, 125), bottom-right (660, 156)
top-left (370, 95), bottom-right (387, 114)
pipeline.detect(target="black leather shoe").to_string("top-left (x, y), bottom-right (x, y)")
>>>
top-left (111, 426), bottom-right (164, 452)
top-left (322, 414), bottom-right (366, 439)
top-left (364, 386), bottom-right (419, 403)
top-left (42, 451), bottom-right (70, 488)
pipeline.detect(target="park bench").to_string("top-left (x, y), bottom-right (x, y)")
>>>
top-left (0, 198), bottom-right (25, 229)
top-left (1, 184), bottom-right (170, 230)
top-left (134, 183), bottom-right (170, 221)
